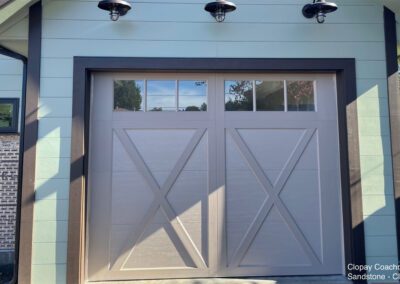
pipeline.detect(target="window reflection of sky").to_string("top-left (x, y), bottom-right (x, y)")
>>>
top-left (114, 80), bottom-right (208, 112)
top-left (147, 80), bottom-right (175, 97)
top-left (179, 81), bottom-right (207, 110)
top-left (147, 80), bottom-right (176, 111)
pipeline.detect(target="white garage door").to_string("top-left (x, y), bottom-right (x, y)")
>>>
top-left (87, 73), bottom-right (344, 281)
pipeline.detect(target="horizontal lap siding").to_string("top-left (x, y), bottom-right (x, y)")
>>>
top-left (32, 1), bottom-right (397, 283)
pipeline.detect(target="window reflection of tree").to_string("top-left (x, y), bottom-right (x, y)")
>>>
top-left (225, 81), bottom-right (253, 111)
top-left (184, 103), bottom-right (207, 112)
top-left (114, 80), bottom-right (143, 111)
top-left (0, 104), bottom-right (13, 127)
top-left (287, 81), bottom-right (314, 111)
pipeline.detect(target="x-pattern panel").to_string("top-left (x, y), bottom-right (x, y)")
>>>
top-left (111, 128), bottom-right (207, 271)
top-left (227, 128), bottom-right (321, 268)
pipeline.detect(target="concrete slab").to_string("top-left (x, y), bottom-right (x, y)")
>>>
top-left (93, 276), bottom-right (351, 284)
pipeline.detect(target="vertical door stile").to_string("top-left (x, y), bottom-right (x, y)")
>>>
top-left (215, 74), bottom-right (227, 275)
top-left (207, 75), bottom-right (216, 276)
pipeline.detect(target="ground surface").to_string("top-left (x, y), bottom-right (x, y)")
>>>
top-left (94, 276), bottom-right (351, 284)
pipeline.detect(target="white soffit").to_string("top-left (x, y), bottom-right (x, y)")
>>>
top-left (380, 0), bottom-right (400, 14)
top-left (0, 0), bottom-right (37, 26)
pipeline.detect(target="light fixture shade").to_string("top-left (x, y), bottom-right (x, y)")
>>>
top-left (205, 0), bottom-right (236, 22)
top-left (98, 0), bottom-right (132, 19)
top-left (302, 0), bottom-right (337, 19)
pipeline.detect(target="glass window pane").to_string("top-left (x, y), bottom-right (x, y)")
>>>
top-left (287, 81), bottom-right (315, 111)
top-left (147, 80), bottom-right (176, 111)
top-left (178, 80), bottom-right (207, 111)
top-left (255, 81), bottom-right (284, 111)
top-left (0, 103), bottom-right (13, 127)
top-left (225, 80), bottom-right (253, 111)
top-left (114, 80), bottom-right (144, 111)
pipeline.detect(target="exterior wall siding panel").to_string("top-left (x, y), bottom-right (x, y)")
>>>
top-left (14, 0), bottom-right (397, 282)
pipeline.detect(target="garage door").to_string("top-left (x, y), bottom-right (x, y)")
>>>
top-left (87, 73), bottom-right (344, 281)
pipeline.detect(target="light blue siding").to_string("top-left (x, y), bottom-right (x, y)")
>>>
top-left (32, 242), bottom-right (67, 264)
top-left (32, 221), bottom-right (68, 243)
top-left (35, 178), bottom-right (70, 200)
top-left (31, 264), bottom-right (67, 284)
top-left (37, 117), bottom-right (72, 138)
top-left (38, 97), bottom-right (73, 118)
top-left (29, 0), bottom-right (399, 282)
top-left (34, 199), bottom-right (69, 221)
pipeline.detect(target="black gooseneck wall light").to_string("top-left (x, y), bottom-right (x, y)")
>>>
top-left (204, 0), bottom-right (236, 22)
top-left (98, 0), bottom-right (132, 21)
top-left (302, 0), bottom-right (338, 24)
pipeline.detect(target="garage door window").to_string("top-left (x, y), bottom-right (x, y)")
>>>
top-left (225, 80), bottom-right (315, 112)
top-left (147, 80), bottom-right (176, 111)
top-left (256, 81), bottom-right (285, 111)
top-left (225, 80), bottom-right (253, 111)
top-left (114, 79), bottom-right (208, 112)
top-left (114, 80), bottom-right (144, 112)
top-left (178, 80), bottom-right (207, 111)
top-left (287, 81), bottom-right (315, 111)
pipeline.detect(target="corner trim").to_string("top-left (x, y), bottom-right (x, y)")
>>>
top-left (384, 6), bottom-right (400, 264)
top-left (68, 57), bottom-right (366, 284)
top-left (17, 2), bottom-right (41, 284)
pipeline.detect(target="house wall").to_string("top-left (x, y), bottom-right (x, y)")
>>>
top-left (0, 55), bottom-right (22, 255)
top-left (0, 0), bottom-right (396, 283)
top-left (0, 135), bottom-right (19, 252)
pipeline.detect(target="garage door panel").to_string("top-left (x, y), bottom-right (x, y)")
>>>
top-left (113, 111), bottom-right (212, 122)
top-left (112, 131), bottom-right (137, 172)
top-left (87, 171), bottom-right (112, 280)
top-left (121, 209), bottom-right (197, 270)
top-left (295, 131), bottom-right (319, 170)
top-left (182, 134), bottom-right (208, 171)
top-left (111, 172), bottom-right (155, 225)
top-left (126, 129), bottom-right (198, 186)
top-left (167, 152), bottom-right (209, 264)
top-left (224, 112), bottom-right (321, 122)
top-left (280, 170), bottom-right (322, 261)
top-left (224, 127), bottom-right (323, 269)
top-left (224, 119), bottom-right (322, 130)
top-left (113, 120), bottom-right (215, 129)
top-left (90, 121), bottom-right (112, 173)
top-left (226, 130), bottom-right (268, 264)
top-left (239, 206), bottom-right (313, 267)
top-left (318, 123), bottom-right (343, 171)
top-left (108, 127), bottom-right (210, 274)
top-left (236, 128), bottom-right (308, 185)
top-left (226, 170), bottom-right (267, 263)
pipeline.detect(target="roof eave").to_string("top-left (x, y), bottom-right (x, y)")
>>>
top-left (0, 0), bottom-right (38, 26)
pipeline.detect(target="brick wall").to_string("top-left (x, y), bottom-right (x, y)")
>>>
top-left (0, 135), bottom-right (19, 251)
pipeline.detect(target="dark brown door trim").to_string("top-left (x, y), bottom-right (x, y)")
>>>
top-left (17, 1), bottom-right (41, 284)
top-left (68, 57), bottom-right (366, 284)
top-left (384, 6), bottom-right (400, 263)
